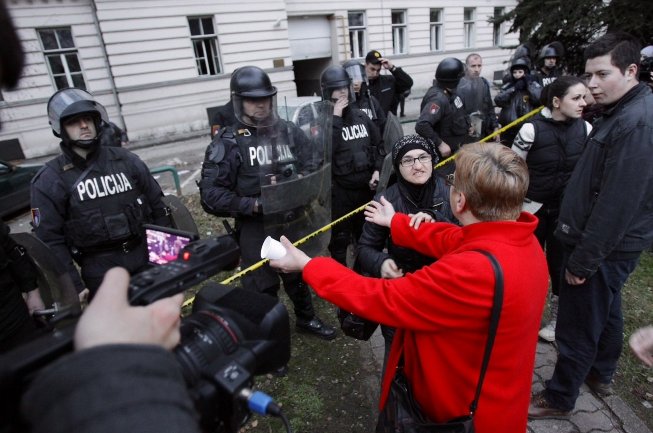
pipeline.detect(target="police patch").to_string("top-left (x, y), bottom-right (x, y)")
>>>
top-left (454, 96), bottom-right (463, 109)
top-left (31, 208), bottom-right (41, 228)
top-left (430, 103), bottom-right (440, 115)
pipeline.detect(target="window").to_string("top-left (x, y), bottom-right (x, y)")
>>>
top-left (188, 17), bottom-right (221, 76)
top-left (38, 28), bottom-right (86, 90)
top-left (348, 11), bottom-right (367, 59)
top-left (493, 8), bottom-right (505, 46)
top-left (391, 10), bottom-right (407, 54)
top-left (429, 9), bottom-right (444, 51)
top-left (463, 8), bottom-right (475, 48)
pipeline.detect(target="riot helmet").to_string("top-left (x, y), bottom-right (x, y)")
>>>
top-left (320, 65), bottom-right (353, 103)
top-left (47, 88), bottom-right (108, 149)
top-left (538, 42), bottom-right (563, 60)
top-left (231, 66), bottom-right (278, 127)
top-left (342, 59), bottom-right (367, 98)
top-left (435, 57), bottom-right (465, 89)
top-left (510, 57), bottom-right (531, 74)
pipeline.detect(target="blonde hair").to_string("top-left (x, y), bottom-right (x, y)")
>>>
top-left (454, 142), bottom-right (529, 221)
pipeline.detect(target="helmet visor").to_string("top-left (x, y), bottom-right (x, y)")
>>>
top-left (234, 94), bottom-right (278, 128)
top-left (47, 88), bottom-right (108, 136)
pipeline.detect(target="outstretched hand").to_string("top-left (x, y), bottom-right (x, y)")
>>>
top-left (408, 211), bottom-right (434, 229)
top-left (74, 267), bottom-right (184, 351)
top-left (269, 236), bottom-right (312, 273)
top-left (364, 196), bottom-right (396, 228)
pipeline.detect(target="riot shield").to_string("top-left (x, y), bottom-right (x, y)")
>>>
top-left (383, 113), bottom-right (403, 155)
top-left (259, 101), bottom-right (333, 256)
top-left (9, 233), bottom-right (81, 321)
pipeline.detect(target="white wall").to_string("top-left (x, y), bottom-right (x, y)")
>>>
top-left (0, 0), bottom-right (518, 158)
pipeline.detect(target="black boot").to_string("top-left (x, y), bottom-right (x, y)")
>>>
top-left (296, 316), bottom-right (337, 340)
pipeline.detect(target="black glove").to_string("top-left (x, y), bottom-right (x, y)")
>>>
top-left (514, 78), bottom-right (527, 91)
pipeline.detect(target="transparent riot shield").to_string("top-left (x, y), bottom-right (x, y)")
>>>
top-left (259, 100), bottom-right (333, 256)
top-left (383, 112), bottom-right (404, 155)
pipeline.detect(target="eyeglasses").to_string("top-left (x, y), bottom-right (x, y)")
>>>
top-left (399, 154), bottom-right (432, 168)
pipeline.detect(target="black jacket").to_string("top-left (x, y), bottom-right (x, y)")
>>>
top-left (555, 84), bottom-right (653, 278)
top-left (368, 67), bottom-right (413, 115)
top-left (415, 85), bottom-right (471, 153)
top-left (0, 221), bottom-right (37, 351)
top-left (23, 345), bottom-right (199, 433)
top-left (512, 109), bottom-right (588, 205)
top-left (356, 177), bottom-right (454, 276)
top-left (31, 146), bottom-right (169, 290)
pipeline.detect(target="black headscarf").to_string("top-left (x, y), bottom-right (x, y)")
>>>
top-left (392, 135), bottom-right (439, 209)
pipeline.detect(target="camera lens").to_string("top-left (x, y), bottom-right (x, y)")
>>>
top-left (174, 310), bottom-right (241, 386)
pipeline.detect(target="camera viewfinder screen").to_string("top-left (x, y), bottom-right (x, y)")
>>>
top-left (146, 228), bottom-right (193, 265)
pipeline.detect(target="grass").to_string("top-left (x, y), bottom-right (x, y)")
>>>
top-left (616, 251), bottom-right (653, 428)
top-left (180, 193), bottom-right (653, 432)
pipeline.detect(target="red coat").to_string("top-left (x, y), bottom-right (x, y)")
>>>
top-left (303, 212), bottom-right (548, 433)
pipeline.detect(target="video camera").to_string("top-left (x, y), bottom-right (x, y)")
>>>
top-left (0, 234), bottom-right (291, 433)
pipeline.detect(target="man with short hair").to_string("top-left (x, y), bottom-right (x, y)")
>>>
top-left (456, 53), bottom-right (499, 140)
top-left (529, 32), bottom-right (653, 419)
top-left (364, 50), bottom-right (413, 116)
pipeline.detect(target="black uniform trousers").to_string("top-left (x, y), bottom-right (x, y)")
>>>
top-left (80, 242), bottom-right (149, 298)
top-left (328, 182), bottom-right (373, 266)
top-left (237, 217), bottom-right (314, 321)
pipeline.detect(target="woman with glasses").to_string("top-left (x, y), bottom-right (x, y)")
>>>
top-left (511, 76), bottom-right (592, 343)
top-left (356, 135), bottom-right (456, 363)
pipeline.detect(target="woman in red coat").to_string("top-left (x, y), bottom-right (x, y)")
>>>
top-left (270, 142), bottom-right (548, 433)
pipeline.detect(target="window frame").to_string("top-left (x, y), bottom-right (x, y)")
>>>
top-left (463, 7), bottom-right (476, 49)
top-left (493, 7), bottom-right (505, 47)
top-left (348, 11), bottom-right (367, 59)
top-left (37, 27), bottom-right (87, 91)
top-left (429, 8), bottom-right (444, 52)
top-left (188, 16), bottom-right (222, 76)
top-left (391, 9), bottom-right (408, 55)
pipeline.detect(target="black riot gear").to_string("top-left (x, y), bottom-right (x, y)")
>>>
top-left (320, 65), bottom-right (353, 102)
top-left (510, 57), bottom-right (532, 73)
top-left (231, 66), bottom-right (278, 127)
top-left (47, 88), bottom-right (109, 150)
top-left (435, 57), bottom-right (465, 89)
top-left (538, 42), bottom-right (564, 61)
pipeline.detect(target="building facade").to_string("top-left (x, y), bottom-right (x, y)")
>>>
top-left (0, 0), bottom-right (518, 159)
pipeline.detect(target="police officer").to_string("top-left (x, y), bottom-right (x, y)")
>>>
top-left (535, 42), bottom-right (565, 87)
top-left (321, 65), bottom-right (384, 266)
top-left (198, 66), bottom-right (336, 340)
top-left (343, 59), bottom-right (386, 135)
top-left (364, 50), bottom-right (414, 116)
top-left (415, 57), bottom-right (471, 159)
top-left (31, 88), bottom-right (172, 298)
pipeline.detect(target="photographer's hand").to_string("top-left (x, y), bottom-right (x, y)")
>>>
top-left (75, 267), bottom-right (184, 351)
top-left (269, 236), bottom-right (311, 273)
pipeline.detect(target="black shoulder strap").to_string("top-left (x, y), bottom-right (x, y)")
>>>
top-left (468, 250), bottom-right (504, 416)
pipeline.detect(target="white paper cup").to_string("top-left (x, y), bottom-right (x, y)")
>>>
top-left (261, 236), bottom-right (287, 260)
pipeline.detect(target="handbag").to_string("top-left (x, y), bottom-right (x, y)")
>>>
top-left (376, 250), bottom-right (504, 433)
top-left (337, 307), bottom-right (379, 341)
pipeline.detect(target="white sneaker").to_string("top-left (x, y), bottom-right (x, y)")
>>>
top-left (538, 321), bottom-right (556, 342)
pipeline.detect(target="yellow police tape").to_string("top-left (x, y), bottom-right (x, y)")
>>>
top-left (182, 105), bottom-right (544, 308)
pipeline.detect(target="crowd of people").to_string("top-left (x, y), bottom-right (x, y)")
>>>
top-left (1, 0), bottom-right (652, 428)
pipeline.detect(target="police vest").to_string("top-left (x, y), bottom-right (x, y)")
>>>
top-left (527, 116), bottom-right (587, 204)
top-left (332, 109), bottom-right (375, 189)
top-left (234, 123), bottom-right (300, 197)
top-left (49, 149), bottom-right (146, 250)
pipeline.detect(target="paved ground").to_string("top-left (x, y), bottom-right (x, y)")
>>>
top-left (368, 328), bottom-right (652, 433)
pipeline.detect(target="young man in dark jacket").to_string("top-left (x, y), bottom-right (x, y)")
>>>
top-left (364, 50), bottom-right (413, 116)
top-left (529, 32), bottom-right (653, 419)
